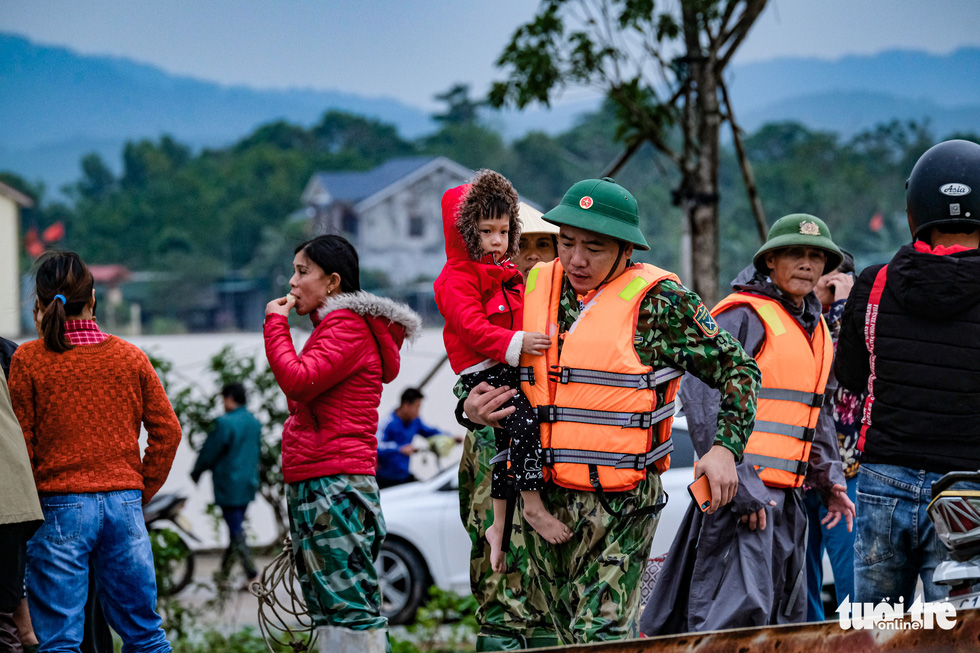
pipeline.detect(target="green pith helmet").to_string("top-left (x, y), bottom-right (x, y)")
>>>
top-left (542, 177), bottom-right (649, 250)
top-left (753, 213), bottom-right (843, 275)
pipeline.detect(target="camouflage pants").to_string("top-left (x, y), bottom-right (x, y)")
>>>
top-left (524, 475), bottom-right (663, 644)
top-left (458, 426), bottom-right (559, 650)
top-left (287, 475), bottom-right (388, 633)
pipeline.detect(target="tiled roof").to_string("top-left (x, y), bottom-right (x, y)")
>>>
top-left (312, 156), bottom-right (438, 204)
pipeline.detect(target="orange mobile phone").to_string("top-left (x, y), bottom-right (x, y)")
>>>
top-left (688, 475), bottom-right (712, 512)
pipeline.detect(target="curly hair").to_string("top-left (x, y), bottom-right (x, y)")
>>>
top-left (455, 169), bottom-right (521, 261)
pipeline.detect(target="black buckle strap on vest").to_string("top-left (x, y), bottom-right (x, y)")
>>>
top-left (547, 365), bottom-right (562, 384)
top-left (753, 420), bottom-right (815, 442)
top-left (541, 447), bottom-right (555, 466)
top-left (745, 453), bottom-right (809, 477)
top-left (537, 404), bottom-right (559, 424)
top-left (588, 464), bottom-right (669, 521)
top-left (542, 366), bottom-right (683, 391)
top-left (542, 439), bottom-right (675, 472)
top-left (536, 402), bottom-right (675, 429)
top-left (519, 366), bottom-right (535, 386)
top-left (758, 387), bottom-right (824, 408)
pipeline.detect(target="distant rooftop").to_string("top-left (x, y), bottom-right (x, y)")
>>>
top-left (0, 180), bottom-right (34, 207)
top-left (310, 156), bottom-right (439, 205)
top-left (89, 264), bottom-right (131, 285)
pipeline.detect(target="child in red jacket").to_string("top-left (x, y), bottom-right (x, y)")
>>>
top-left (434, 170), bottom-right (572, 573)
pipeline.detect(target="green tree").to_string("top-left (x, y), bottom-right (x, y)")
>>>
top-left (235, 120), bottom-right (314, 152)
top-left (76, 154), bottom-right (116, 202)
top-left (490, 0), bottom-right (767, 306)
top-left (312, 110), bottom-right (415, 160)
top-left (420, 122), bottom-right (511, 172)
top-left (433, 83), bottom-right (484, 126)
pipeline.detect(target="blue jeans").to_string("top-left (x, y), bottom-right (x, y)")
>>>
top-left (219, 505), bottom-right (257, 580)
top-left (26, 490), bottom-right (170, 653)
top-left (803, 476), bottom-right (858, 620)
top-left (853, 464), bottom-right (971, 606)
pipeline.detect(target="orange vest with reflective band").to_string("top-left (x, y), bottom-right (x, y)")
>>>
top-left (520, 259), bottom-right (683, 492)
top-left (713, 292), bottom-right (833, 489)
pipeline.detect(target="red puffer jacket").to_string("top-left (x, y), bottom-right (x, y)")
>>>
top-left (264, 291), bottom-right (421, 483)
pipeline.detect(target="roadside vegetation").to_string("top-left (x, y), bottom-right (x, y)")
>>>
top-left (5, 88), bottom-right (971, 330)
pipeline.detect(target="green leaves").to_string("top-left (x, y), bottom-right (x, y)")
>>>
top-left (399, 586), bottom-right (479, 653)
top-left (150, 346), bottom-right (290, 538)
top-left (618, 0), bottom-right (657, 30)
top-left (490, 4), bottom-right (565, 109)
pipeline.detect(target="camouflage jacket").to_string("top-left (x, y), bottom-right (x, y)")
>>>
top-left (557, 274), bottom-right (759, 459)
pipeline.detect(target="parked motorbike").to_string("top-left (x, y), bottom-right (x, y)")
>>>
top-left (927, 471), bottom-right (980, 608)
top-left (407, 433), bottom-right (463, 482)
top-left (143, 492), bottom-right (200, 596)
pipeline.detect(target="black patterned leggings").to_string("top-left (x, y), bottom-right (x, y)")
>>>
top-left (460, 364), bottom-right (544, 499)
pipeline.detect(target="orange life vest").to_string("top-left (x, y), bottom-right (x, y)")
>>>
top-left (713, 292), bottom-right (833, 489)
top-left (520, 259), bottom-right (682, 493)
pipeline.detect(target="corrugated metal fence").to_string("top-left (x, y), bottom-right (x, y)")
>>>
top-left (530, 607), bottom-right (980, 652)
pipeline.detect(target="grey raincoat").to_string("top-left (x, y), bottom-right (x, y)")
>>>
top-left (640, 265), bottom-right (846, 634)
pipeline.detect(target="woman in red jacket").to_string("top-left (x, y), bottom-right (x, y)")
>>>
top-left (264, 235), bottom-right (420, 653)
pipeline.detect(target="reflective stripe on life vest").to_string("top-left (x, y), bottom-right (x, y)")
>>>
top-left (714, 292), bottom-right (833, 489)
top-left (521, 259), bottom-right (682, 492)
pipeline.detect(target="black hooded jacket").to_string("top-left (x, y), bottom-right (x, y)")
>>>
top-left (836, 243), bottom-right (980, 473)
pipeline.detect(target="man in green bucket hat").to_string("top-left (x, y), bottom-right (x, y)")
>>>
top-left (642, 213), bottom-right (856, 635)
top-left (461, 178), bottom-right (760, 644)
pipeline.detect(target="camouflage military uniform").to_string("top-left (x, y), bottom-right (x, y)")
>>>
top-left (287, 475), bottom-right (389, 636)
top-left (456, 416), bottom-right (560, 650)
top-left (522, 276), bottom-right (759, 644)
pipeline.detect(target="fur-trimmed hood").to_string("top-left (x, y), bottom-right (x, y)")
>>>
top-left (316, 291), bottom-right (422, 341)
top-left (442, 169), bottom-right (521, 263)
top-left (313, 291), bottom-right (422, 383)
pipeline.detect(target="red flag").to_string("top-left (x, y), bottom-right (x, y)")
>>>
top-left (869, 212), bottom-right (884, 232)
top-left (42, 221), bottom-right (65, 243)
top-left (24, 227), bottom-right (44, 258)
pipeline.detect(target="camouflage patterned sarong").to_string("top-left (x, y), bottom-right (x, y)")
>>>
top-left (458, 425), bottom-right (559, 649)
top-left (287, 474), bottom-right (388, 632)
top-left (523, 475), bottom-right (663, 644)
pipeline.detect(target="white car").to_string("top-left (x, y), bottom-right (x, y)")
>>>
top-left (376, 417), bottom-right (698, 624)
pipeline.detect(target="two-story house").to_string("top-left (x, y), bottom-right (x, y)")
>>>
top-left (301, 156), bottom-right (473, 285)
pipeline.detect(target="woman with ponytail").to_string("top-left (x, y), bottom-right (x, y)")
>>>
top-left (8, 251), bottom-right (182, 653)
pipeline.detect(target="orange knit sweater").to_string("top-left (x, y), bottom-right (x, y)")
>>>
top-left (8, 336), bottom-right (182, 502)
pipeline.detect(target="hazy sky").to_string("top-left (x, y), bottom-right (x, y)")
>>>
top-left (3, 0), bottom-right (980, 109)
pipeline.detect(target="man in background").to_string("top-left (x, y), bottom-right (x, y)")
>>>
top-left (837, 139), bottom-right (980, 606)
top-left (377, 388), bottom-right (447, 489)
top-left (191, 382), bottom-right (262, 588)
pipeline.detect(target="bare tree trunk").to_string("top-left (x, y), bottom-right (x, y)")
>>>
top-left (721, 78), bottom-right (768, 242)
top-left (688, 198), bottom-right (720, 307)
top-left (682, 6), bottom-right (723, 309)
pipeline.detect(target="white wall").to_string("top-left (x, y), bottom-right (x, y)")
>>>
top-left (0, 197), bottom-right (20, 338)
top-left (357, 166), bottom-right (467, 283)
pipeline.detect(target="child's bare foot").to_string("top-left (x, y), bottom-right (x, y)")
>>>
top-left (486, 521), bottom-right (507, 573)
top-left (523, 502), bottom-right (573, 544)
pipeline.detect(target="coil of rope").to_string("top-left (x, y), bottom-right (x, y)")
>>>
top-left (248, 536), bottom-right (317, 653)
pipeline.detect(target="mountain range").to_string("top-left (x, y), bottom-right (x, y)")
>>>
top-left (2, 31), bottom-right (979, 196)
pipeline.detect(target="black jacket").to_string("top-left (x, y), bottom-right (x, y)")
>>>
top-left (836, 243), bottom-right (980, 473)
top-left (0, 337), bottom-right (16, 380)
